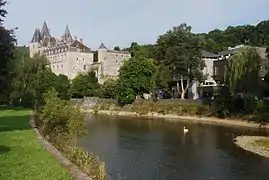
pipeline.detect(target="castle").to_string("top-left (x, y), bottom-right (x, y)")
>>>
top-left (29, 21), bottom-right (131, 84)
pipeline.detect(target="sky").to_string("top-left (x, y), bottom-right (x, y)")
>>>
top-left (4, 0), bottom-right (269, 50)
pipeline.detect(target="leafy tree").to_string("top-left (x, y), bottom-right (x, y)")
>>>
top-left (156, 23), bottom-right (205, 99)
top-left (0, 0), bottom-right (16, 103)
top-left (100, 79), bottom-right (118, 99)
top-left (10, 54), bottom-right (48, 107)
top-left (55, 74), bottom-right (71, 100)
top-left (154, 63), bottom-right (171, 91)
top-left (71, 71), bottom-right (99, 98)
top-left (113, 46), bottom-right (120, 51)
top-left (32, 69), bottom-right (57, 109)
top-left (226, 47), bottom-right (261, 96)
top-left (117, 56), bottom-right (156, 105)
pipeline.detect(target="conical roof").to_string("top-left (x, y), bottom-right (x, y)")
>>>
top-left (31, 28), bottom-right (41, 43)
top-left (40, 21), bottom-right (50, 38)
top-left (62, 25), bottom-right (72, 42)
top-left (98, 42), bottom-right (108, 49)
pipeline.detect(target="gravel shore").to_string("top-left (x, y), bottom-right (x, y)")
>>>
top-left (234, 136), bottom-right (269, 158)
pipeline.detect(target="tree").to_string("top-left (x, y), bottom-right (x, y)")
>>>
top-left (113, 46), bottom-right (120, 51)
top-left (71, 71), bottom-right (99, 98)
top-left (154, 63), bottom-right (171, 91)
top-left (226, 47), bottom-right (261, 96)
top-left (10, 54), bottom-right (48, 107)
top-left (32, 69), bottom-right (57, 109)
top-left (100, 79), bottom-right (118, 99)
top-left (55, 74), bottom-right (71, 100)
top-left (156, 23), bottom-right (205, 99)
top-left (117, 56), bottom-right (156, 105)
top-left (0, 0), bottom-right (16, 103)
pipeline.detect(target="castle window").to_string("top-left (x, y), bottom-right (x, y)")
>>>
top-left (77, 58), bottom-right (79, 60)
top-left (57, 65), bottom-right (59, 69)
top-left (121, 55), bottom-right (124, 57)
top-left (61, 65), bottom-right (63, 68)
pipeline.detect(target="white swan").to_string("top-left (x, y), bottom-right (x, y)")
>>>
top-left (183, 126), bottom-right (189, 133)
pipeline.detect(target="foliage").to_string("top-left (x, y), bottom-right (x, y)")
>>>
top-left (71, 71), bottom-right (100, 98)
top-left (10, 54), bottom-right (71, 108)
top-left (32, 68), bottom-right (57, 109)
top-left (37, 89), bottom-right (106, 180)
top-left (154, 63), bottom-right (171, 91)
top-left (38, 89), bottom-right (86, 141)
top-left (10, 54), bottom-right (48, 107)
top-left (0, 0), bottom-right (16, 102)
top-left (155, 23), bottom-right (205, 99)
top-left (0, 109), bottom-right (73, 180)
top-left (117, 56), bottom-right (156, 105)
top-left (113, 46), bottom-right (120, 51)
top-left (55, 74), bottom-right (71, 100)
top-left (125, 42), bottom-right (156, 58)
top-left (99, 79), bottom-right (118, 99)
top-left (94, 99), bottom-right (213, 117)
top-left (226, 47), bottom-right (261, 96)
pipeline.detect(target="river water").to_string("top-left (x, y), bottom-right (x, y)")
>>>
top-left (79, 114), bottom-right (269, 180)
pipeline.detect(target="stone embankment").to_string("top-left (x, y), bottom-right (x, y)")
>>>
top-left (85, 109), bottom-right (269, 129)
top-left (234, 136), bottom-right (269, 158)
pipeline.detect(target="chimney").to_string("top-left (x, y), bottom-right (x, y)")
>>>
top-left (80, 38), bottom-right (83, 44)
top-left (74, 36), bottom-right (77, 40)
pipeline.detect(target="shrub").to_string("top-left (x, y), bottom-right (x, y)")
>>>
top-left (99, 79), bottom-right (118, 99)
top-left (36, 89), bottom-right (107, 180)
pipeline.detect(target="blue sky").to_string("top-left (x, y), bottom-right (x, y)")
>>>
top-left (4, 0), bottom-right (269, 49)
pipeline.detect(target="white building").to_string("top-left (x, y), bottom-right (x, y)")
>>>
top-left (29, 21), bottom-right (131, 83)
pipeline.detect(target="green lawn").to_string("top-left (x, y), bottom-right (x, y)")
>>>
top-left (0, 108), bottom-right (73, 180)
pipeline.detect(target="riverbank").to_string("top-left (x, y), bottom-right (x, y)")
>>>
top-left (0, 108), bottom-right (73, 180)
top-left (84, 109), bottom-right (269, 129)
top-left (234, 136), bottom-right (269, 158)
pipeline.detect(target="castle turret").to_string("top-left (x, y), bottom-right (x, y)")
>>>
top-left (62, 25), bottom-right (73, 44)
top-left (29, 28), bottom-right (42, 57)
top-left (98, 42), bottom-right (108, 62)
top-left (40, 21), bottom-right (50, 39)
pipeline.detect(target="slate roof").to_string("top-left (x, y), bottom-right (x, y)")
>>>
top-left (31, 28), bottom-right (41, 43)
top-left (70, 40), bottom-right (91, 51)
top-left (40, 21), bottom-right (50, 38)
top-left (62, 25), bottom-right (72, 43)
top-left (98, 42), bottom-right (108, 49)
top-left (200, 50), bottom-right (219, 58)
top-left (218, 49), bottom-right (237, 56)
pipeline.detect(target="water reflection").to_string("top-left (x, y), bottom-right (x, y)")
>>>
top-left (79, 114), bottom-right (269, 180)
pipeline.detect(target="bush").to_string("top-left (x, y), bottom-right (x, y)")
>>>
top-left (99, 79), bottom-right (118, 99)
top-left (94, 99), bottom-right (213, 117)
top-left (36, 89), bottom-right (107, 180)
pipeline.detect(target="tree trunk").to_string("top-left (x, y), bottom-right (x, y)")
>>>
top-left (176, 81), bottom-right (180, 98)
top-left (180, 75), bottom-right (190, 99)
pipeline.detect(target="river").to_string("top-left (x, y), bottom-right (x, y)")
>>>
top-left (79, 114), bottom-right (269, 180)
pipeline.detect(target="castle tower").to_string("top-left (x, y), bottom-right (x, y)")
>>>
top-left (40, 21), bottom-right (50, 39)
top-left (62, 25), bottom-right (73, 44)
top-left (29, 28), bottom-right (41, 57)
top-left (98, 42), bottom-right (108, 62)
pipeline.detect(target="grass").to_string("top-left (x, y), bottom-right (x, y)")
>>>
top-left (253, 139), bottom-right (269, 149)
top-left (0, 108), bottom-right (73, 180)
